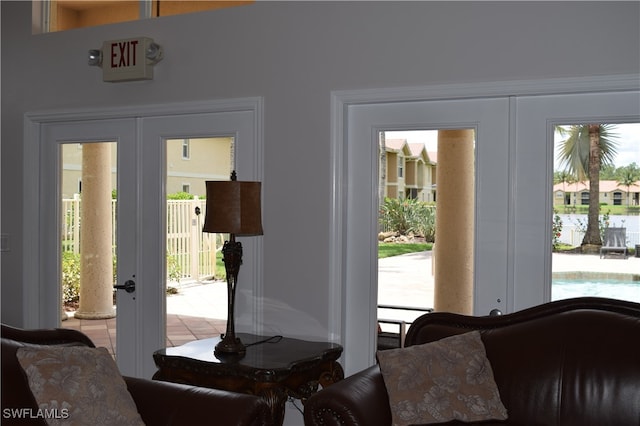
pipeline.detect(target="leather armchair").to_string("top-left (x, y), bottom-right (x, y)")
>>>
top-left (2, 324), bottom-right (271, 426)
top-left (304, 297), bottom-right (640, 426)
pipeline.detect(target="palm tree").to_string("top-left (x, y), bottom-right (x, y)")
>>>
top-left (379, 132), bottom-right (387, 210)
top-left (557, 124), bottom-right (619, 248)
top-left (616, 163), bottom-right (640, 208)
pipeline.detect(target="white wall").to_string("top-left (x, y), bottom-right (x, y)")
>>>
top-left (2, 1), bottom-right (639, 337)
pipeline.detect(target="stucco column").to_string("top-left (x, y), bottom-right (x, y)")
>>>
top-left (433, 129), bottom-right (474, 314)
top-left (74, 143), bottom-right (116, 319)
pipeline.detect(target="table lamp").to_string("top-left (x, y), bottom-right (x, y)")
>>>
top-left (203, 171), bottom-right (263, 356)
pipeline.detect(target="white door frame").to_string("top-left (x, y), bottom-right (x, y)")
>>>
top-left (23, 97), bottom-right (264, 377)
top-left (329, 75), bottom-right (640, 375)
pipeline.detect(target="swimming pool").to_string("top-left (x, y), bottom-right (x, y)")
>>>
top-left (552, 278), bottom-right (640, 304)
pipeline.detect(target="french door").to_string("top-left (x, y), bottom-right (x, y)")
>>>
top-left (340, 97), bottom-right (510, 373)
top-left (333, 76), bottom-right (639, 375)
top-left (512, 91), bottom-right (640, 310)
top-left (23, 99), bottom-right (263, 378)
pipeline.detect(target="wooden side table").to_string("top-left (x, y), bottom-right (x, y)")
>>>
top-left (152, 333), bottom-right (344, 425)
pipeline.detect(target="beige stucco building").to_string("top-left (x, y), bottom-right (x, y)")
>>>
top-left (383, 139), bottom-right (436, 202)
top-left (62, 137), bottom-right (233, 198)
top-left (553, 180), bottom-right (640, 207)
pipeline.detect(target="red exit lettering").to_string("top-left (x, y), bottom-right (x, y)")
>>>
top-left (110, 40), bottom-right (139, 68)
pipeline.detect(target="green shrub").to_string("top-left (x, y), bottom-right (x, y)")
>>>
top-left (62, 252), bottom-right (81, 303)
top-left (215, 250), bottom-right (226, 280)
top-left (379, 198), bottom-right (436, 242)
top-left (167, 192), bottom-right (195, 200)
top-left (412, 202), bottom-right (436, 242)
top-left (167, 255), bottom-right (182, 283)
top-left (552, 209), bottom-right (563, 250)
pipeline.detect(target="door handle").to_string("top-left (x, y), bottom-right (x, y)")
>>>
top-left (114, 279), bottom-right (136, 293)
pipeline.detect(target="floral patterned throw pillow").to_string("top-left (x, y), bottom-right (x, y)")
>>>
top-left (377, 330), bottom-right (507, 426)
top-left (16, 346), bottom-right (145, 426)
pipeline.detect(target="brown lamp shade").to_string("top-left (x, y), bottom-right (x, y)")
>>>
top-left (203, 179), bottom-right (263, 236)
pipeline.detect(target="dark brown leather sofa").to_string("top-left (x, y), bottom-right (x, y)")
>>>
top-left (2, 324), bottom-right (271, 426)
top-left (304, 297), bottom-right (640, 426)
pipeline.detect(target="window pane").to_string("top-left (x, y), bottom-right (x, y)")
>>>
top-left (38, 1), bottom-right (254, 33)
top-left (552, 122), bottom-right (640, 303)
top-left (49, 1), bottom-right (140, 32)
top-left (60, 141), bottom-right (118, 358)
top-left (377, 129), bottom-right (474, 348)
top-left (157, 1), bottom-right (253, 17)
top-left (165, 136), bottom-right (233, 347)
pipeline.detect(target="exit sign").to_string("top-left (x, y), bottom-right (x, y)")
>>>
top-left (102, 37), bottom-right (159, 82)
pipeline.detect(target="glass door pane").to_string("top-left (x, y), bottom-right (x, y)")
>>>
top-left (377, 129), bottom-right (475, 349)
top-left (165, 136), bottom-right (234, 347)
top-left (60, 141), bottom-right (118, 357)
top-left (552, 122), bottom-right (640, 303)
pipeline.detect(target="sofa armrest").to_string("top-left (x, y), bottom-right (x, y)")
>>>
top-left (304, 365), bottom-right (392, 426)
top-left (124, 377), bottom-right (271, 426)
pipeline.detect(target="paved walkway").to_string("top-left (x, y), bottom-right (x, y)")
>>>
top-left (64, 251), bottom-right (640, 354)
top-left (551, 252), bottom-right (640, 274)
top-left (377, 250), bottom-right (640, 329)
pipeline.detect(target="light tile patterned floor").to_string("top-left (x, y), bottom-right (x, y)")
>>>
top-left (61, 280), bottom-right (230, 356)
top-left (62, 313), bottom-right (226, 356)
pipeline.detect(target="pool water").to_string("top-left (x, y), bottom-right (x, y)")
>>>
top-left (552, 279), bottom-right (640, 304)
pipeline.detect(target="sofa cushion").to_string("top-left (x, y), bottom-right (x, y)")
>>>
top-left (376, 330), bottom-right (507, 426)
top-left (16, 346), bottom-right (145, 426)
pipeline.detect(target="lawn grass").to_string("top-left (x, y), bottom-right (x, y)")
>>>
top-left (378, 243), bottom-right (432, 258)
top-left (215, 250), bottom-right (226, 279)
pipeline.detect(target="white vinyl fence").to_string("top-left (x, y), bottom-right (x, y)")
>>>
top-left (61, 197), bottom-right (220, 284)
top-left (166, 199), bottom-right (218, 283)
top-left (559, 227), bottom-right (640, 247)
top-left (557, 213), bottom-right (640, 247)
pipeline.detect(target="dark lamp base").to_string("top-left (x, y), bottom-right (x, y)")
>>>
top-left (214, 333), bottom-right (247, 357)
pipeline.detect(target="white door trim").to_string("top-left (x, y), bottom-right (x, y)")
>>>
top-left (329, 74), bottom-right (640, 375)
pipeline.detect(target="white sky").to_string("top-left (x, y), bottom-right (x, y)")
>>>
top-left (386, 122), bottom-right (640, 168)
